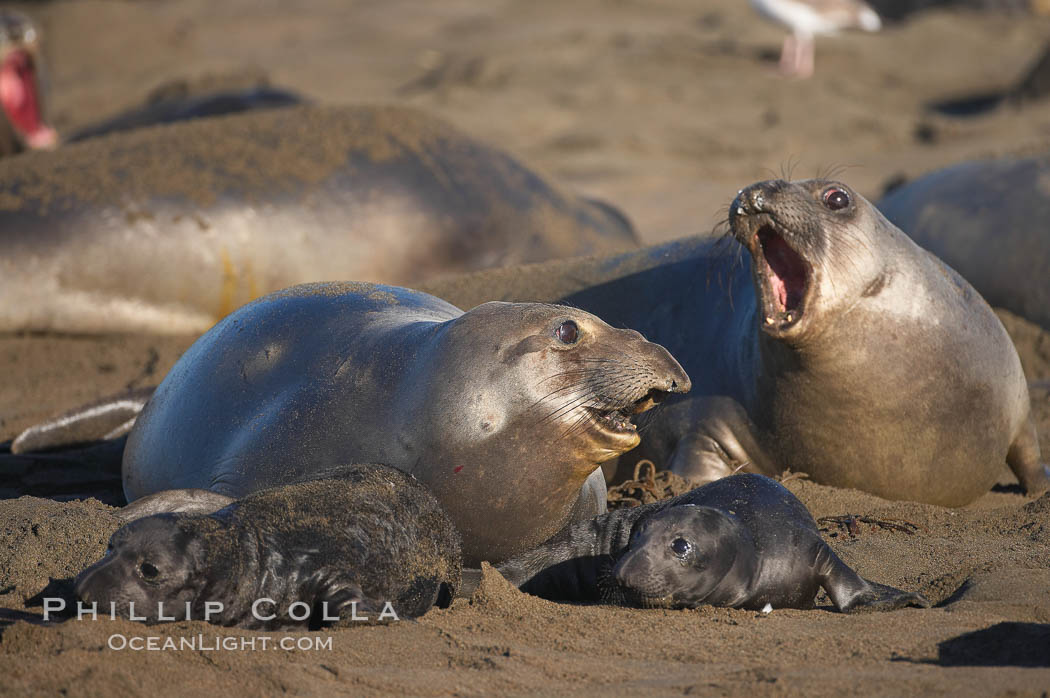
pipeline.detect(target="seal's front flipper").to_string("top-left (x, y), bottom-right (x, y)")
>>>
top-left (818, 545), bottom-right (929, 612)
top-left (118, 489), bottom-right (235, 522)
top-left (1007, 413), bottom-right (1050, 496)
top-left (667, 396), bottom-right (777, 484)
top-left (11, 386), bottom-right (155, 454)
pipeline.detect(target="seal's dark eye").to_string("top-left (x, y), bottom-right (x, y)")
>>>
top-left (555, 320), bottom-right (579, 345)
top-left (823, 188), bottom-right (850, 211)
top-left (670, 538), bottom-right (691, 557)
top-left (140, 562), bottom-right (159, 579)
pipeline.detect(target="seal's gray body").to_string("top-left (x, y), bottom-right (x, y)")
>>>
top-left (878, 154), bottom-right (1050, 331)
top-left (0, 104), bottom-right (636, 333)
top-left (75, 464), bottom-right (462, 629)
top-left (425, 179), bottom-right (1047, 506)
top-left (497, 473), bottom-right (928, 612)
top-left (123, 282), bottom-right (690, 565)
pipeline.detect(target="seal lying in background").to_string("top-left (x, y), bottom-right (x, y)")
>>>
top-left (75, 464), bottom-right (462, 630)
top-left (0, 104), bottom-right (636, 334)
top-left (496, 473), bottom-right (929, 612)
top-left (878, 154), bottom-right (1050, 331)
top-left (422, 178), bottom-right (1049, 506)
top-left (0, 10), bottom-right (56, 154)
top-left (90, 282), bottom-right (687, 566)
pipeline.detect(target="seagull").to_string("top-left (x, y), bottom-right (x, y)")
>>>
top-left (750, 0), bottom-right (882, 78)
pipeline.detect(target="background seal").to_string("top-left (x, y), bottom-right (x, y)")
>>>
top-left (878, 154), bottom-right (1050, 331)
top-left (0, 103), bottom-right (637, 333)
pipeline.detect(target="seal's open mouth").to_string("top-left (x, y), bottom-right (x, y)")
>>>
top-left (587, 387), bottom-right (669, 436)
top-left (751, 222), bottom-right (811, 332)
top-left (0, 48), bottom-right (55, 148)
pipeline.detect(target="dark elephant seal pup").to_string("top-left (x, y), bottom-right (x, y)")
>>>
top-left (497, 474), bottom-right (929, 612)
top-left (122, 282), bottom-right (689, 566)
top-left (425, 178), bottom-right (1048, 506)
top-left (75, 464), bottom-right (461, 629)
top-left (878, 154), bottom-right (1050, 331)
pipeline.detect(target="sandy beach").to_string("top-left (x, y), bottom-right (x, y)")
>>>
top-left (1, 0), bottom-right (1049, 694)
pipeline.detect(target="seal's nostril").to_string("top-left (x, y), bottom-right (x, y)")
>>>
top-left (671, 380), bottom-right (678, 391)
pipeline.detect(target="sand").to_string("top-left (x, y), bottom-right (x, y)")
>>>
top-left (1, 0), bottom-right (1049, 694)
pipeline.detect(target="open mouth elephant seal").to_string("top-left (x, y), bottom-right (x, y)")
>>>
top-left (420, 178), bottom-right (1048, 506)
top-left (105, 282), bottom-right (688, 566)
top-left (878, 153), bottom-right (1050, 331)
top-left (75, 464), bottom-right (462, 629)
top-left (0, 10), bottom-right (56, 155)
top-left (0, 104), bottom-right (636, 334)
top-left (497, 473), bottom-right (929, 612)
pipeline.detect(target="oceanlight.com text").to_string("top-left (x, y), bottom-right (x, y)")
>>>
top-left (107, 633), bottom-right (334, 652)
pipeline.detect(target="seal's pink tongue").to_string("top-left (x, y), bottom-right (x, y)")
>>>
top-left (0, 49), bottom-right (54, 147)
top-left (770, 269), bottom-right (788, 309)
top-left (758, 227), bottom-right (806, 312)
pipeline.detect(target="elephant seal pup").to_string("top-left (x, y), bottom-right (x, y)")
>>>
top-left (0, 10), bottom-right (56, 155)
top-left (878, 154), bottom-right (1050, 331)
top-left (0, 104), bottom-right (636, 334)
top-left (423, 178), bottom-right (1048, 506)
top-left (75, 464), bottom-right (462, 629)
top-left (119, 282), bottom-right (689, 566)
top-left (497, 474), bottom-right (929, 612)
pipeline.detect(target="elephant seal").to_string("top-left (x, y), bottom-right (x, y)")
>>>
top-left (117, 282), bottom-right (689, 565)
top-left (497, 474), bottom-right (929, 612)
top-left (422, 178), bottom-right (1049, 506)
top-left (75, 464), bottom-right (462, 629)
top-left (0, 10), bottom-right (56, 154)
top-left (878, 154), bottom-right (1050, 331)
top-left (0, 104), bottom-right (636, 334)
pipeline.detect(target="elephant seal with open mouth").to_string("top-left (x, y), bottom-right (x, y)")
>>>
top-left (116, 282), bottom-right (688, 565)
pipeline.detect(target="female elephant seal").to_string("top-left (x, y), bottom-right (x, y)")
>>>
top-left (0, 104), bottom-right (636, 334)
top-left (75, 464), bottom-right (462, 629)
top-left (423, 178), bottom-right (1048, 506)
top-left (497, 473), bottom-right (929, 612)
top-left (878, 154), bottom-right (1050, 331)
top-left (120, 282), bottom-right (689, 565)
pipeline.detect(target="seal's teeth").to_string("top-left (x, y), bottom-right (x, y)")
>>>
top-left (785, 313), bottom-right (793, 322)
top-left (736, 206), bottom-right (745, 216)
top-left (765, 316), bottom-right (775, 325)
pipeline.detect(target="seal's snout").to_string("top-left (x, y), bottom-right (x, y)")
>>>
top-left (731, 179), bottom-right (788, 220)
top-left (612, 548), bottom-right (676, 608)
top-left (729, 180), bottom-right (814, 336)
top-left (625, 344), bottom-right (691, 414)
top-left (577, 329), bottom-right (690, 451)
top-left (612, 549), bottom-right (652, 591)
